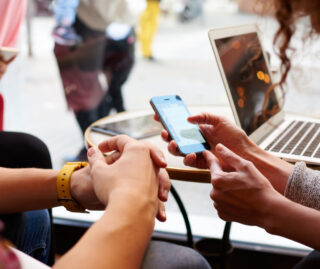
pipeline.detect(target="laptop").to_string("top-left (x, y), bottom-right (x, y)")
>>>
top-left (208, 23), bottom-right (320, 165)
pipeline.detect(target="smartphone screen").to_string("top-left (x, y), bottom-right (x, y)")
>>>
top-left (150, 95), bottom-right (210, 155)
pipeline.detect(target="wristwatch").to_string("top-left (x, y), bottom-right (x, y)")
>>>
top-left (57, 162), bottom-right (89, 213)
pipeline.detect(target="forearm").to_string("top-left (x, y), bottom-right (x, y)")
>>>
top-left (243, 140), bottom-right (294, 194)
top-left (264, 194), bottom-right (320, 250)
top-left (0, 167), bottom-right (59, 213)
top-left (54, 193), bottom-right (155, 269)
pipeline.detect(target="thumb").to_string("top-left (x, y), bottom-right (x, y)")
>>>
top-left (87, 146), bottom-right (106, 168)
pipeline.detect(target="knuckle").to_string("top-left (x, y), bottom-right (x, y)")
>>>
top-left (130, 142), bottom-right (149, 153)
top-left (117, 134), bottom-right (131, 142)
top-left (241, 160), bottom-right (253, 171)
top-left (211, 173), bottom-right (224, 187)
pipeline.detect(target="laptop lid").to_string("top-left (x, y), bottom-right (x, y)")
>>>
top-left (208, 24), bottom-right (284, 143)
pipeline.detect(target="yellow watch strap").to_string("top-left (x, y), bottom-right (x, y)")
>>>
top-left (57, 162), bottom-right (89, 213)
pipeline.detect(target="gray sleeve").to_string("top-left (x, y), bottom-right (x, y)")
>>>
top-left (285, 162), bottom-right (320, 210)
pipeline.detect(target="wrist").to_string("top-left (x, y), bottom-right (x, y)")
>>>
top-left (109, 189), bottom-right (156, 226)
top-left (57, 162), bottom-right (89, 212)
top-left (244, 143), bottom-right (294, 194)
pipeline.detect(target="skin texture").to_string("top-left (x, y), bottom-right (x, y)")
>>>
top-left (0, 56), bottom-right (15, 79)
top-left (157, 113), bottom-right (320, 249)
top-left (54, 135), bottom-right (170, 269)
top-left (0, 136), bottom-right (170, 220)
top-left (0, 135), bottom-right (170, 268)
top-left (203, 145), bottom-right (320, 250)
top-left (157, 113), bottom-right (293, 194)
top-left (0, 59), bottom-right (7, 79)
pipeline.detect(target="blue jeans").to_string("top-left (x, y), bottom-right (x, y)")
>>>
top-left (0, 210), bottom-right (51, 264)
top-left (54, 0), bottom-right (79, 25)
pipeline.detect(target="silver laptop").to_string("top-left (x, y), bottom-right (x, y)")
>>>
top-left (208, 23), bottom-right (320, 165)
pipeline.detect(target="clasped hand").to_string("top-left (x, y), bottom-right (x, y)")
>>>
top-left (70, 135), bottom-right (170, 222)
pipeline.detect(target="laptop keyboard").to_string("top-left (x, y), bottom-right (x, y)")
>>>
top-left (265, 120), bottom-right (320, 158)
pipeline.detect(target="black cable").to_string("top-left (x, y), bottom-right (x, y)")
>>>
top-left (170, 185), bottom-right (194, 248)
top-left (221, 221), bottom-right (232, 269)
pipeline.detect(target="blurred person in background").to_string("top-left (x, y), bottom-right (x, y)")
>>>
top-left (52, 0), bottom-right (81, 46)
top-left (138, 0), bottom-right (161, 60)
top-left (53, 0), bottom-right (136, 161)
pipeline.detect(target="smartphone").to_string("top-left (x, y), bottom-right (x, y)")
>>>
top-left (0, 47), bottom-right (19, 62)
top-left (150, 95), bottom-right (210, 155)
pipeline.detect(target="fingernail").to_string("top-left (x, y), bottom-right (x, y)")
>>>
top-left (216, 144), bottom-right (223, 152)
top-left (163, 189), bottom-right (169, 199)
top-left (161, 207), bottom-right (166, 219)
top-left (87, 147), bottom-right (96, 157)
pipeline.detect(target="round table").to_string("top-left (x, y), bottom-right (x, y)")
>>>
top-left (85, 105), bottom-right (233, 183)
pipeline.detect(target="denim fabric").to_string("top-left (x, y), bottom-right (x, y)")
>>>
top-left (1, 210), bottom-right (51, 264)
top-left (54, 0), bottom-right (79, 25)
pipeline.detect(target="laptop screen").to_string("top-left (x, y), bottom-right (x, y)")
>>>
top-left (215, 32), bottom-right (280, 135)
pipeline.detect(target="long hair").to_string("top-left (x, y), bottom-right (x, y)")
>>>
top-left (272, 0), bottom-right (320, 87)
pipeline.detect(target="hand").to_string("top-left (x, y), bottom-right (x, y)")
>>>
top-left (203, 144), bottom-right (281, 227)
top-left (0, 56), bottom-right (15, 79)
top-left (88, 135), bottom-right (170, 222)
top-left (156, 113), bottom-right (254, 169)
top-left (0, 59), bottom-right (8, 79)
top-left (70, 166), bottom-right (105, 210)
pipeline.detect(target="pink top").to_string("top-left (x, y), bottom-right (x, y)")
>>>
top-left (0, 0), bottom-right (27, 47)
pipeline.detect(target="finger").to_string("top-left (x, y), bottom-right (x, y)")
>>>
top-left (154, 114), bottom-right (160, 122)
top-left (161, 129), bottom-right (172, 142)
top-left (0, 62), bottom-right (7, 75)
top-left (215, 144), bottom-right (247, 172)
top-left (87, 146), bottom-right (106, 169)
top-left (143, 141), bottom-right (167, 168)
top-left (104, 151), bottom-right (121, 165)
top-left (183, 152), bottom-right (197, 165)
top-left (98, 135), bottom-right (135, 153)
top-left (6, 56), bottom-right (16, 64)
top-left (203, 150), bottom-right (223, 174)
top-left (168, 140), bottom-right (181, 156)
top-left (199, 124), bottom-right (215, 138)
top-left (156, 201), bottom-right (167, 222)
top-left (188, 113), bottom-right (225, 126)
top-left (183, 153), bottom-right (208, 169)
top-left (158, 168), bottom-right (171, 202)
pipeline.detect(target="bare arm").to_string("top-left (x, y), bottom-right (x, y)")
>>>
top-left (243, 142), bottom-right (294, 194)
top-left (0, 165), bottom-right (103, 213)
top-left (161, 113), bottom-right (294, 193)
top-left (53, 194), bottom-right (155, 269)
top-left (265, 193), bottom-right (320, 250)
top-left (53, 136), bottom-right (167, 269)
top-left (205, 145), bottom-right (320, 250)
top-left (0, 167), bottom-right (59, 213)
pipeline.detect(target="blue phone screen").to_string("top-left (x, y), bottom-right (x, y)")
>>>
top-left (152, 96), bottom-right (206, 149)
top-left (162, 105), bottom-right (206, 146)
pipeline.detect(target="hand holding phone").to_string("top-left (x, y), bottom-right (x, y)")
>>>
top-left (150, 95), bottom-right (210, 155)
top-left (0, 47), bottom-right (19, 79)
top-left (0, 47), bottom-right (19, 62)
